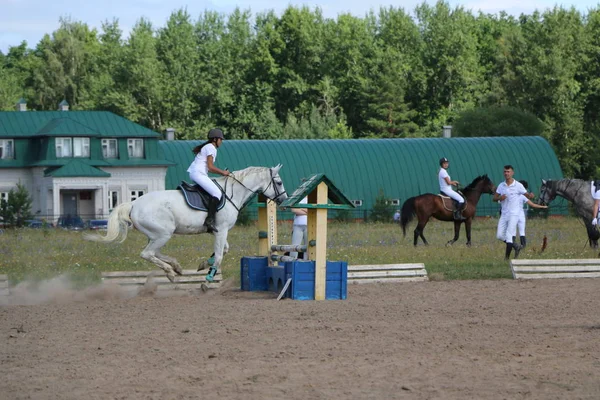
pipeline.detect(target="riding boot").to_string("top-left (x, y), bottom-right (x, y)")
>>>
top-left (520, 236), bottom-right (526, 248)
top-left (512, 242), bottom-right (522, 259)
top-left (504, 242), bottom-right (513, 260)
top-left (204, 196), bottom-right (219, 233)
top-left (453, 201), bottom-right (466, 221)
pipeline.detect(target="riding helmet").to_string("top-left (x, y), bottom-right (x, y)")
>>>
top-left (439, 157), bottom-right (449, 166)
top-left (207, 128), bottom-right (225, 140)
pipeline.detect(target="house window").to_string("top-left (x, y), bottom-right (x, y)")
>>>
top-left (0, 192), bottom-right (9, 204)
top-left (127, 139), bottom-right (144, 158)
top-left (130, 190), bottom-right (146, 201)
top-left (56, 138), bottom-right (72, 157)
top-left (80, 191), bottom-right (92, 201)
top-left (102, 139), bottom-right (118, 158)
top-left (56, 137), bottom-right (90, 157)
top-left (0, 139), bottom-right (14, 159)
top-left (73, 138), bottom-right (90, 157)
top-left (108, 190), bottom-right (119, 210)
top-left (386, 199), bottom-right (401, 206)
top-left (351, 199), bottom-right (363, 207)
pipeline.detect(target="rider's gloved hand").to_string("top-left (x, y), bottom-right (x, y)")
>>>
top-left (592, 218), bottom-right (598, 226)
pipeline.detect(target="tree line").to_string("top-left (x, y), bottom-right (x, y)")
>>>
top-left (1, 1), bottom-right (599, 178)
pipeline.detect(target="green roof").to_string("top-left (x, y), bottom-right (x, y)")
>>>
top-left (0, 111), bottom-right (161, 138)
top-left (159, 136), bottom-right (565, 216)
top-left (44, 160), bottom-right (111, 177)
top-left (280, 173), bottom-right (355, 209)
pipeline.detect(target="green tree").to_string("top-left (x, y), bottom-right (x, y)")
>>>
top-left (2, 183), bottom-right (33, 227)
top-left (453, 106), bottom-right (546, 137)
top-left (369, 189), bottom-right (394, 223)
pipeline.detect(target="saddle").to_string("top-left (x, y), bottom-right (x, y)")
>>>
top-left (177, 181), bottom-right (226, 212)
top-left (438, 192), bottom-right (467, 212)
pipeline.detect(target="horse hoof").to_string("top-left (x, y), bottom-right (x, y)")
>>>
top-left (173, 266), bottom-right (183, 276)
top-left (446, 241), bottom-right (453, 247)
top-left (197, 260), bottom-right (209, 272)
top-left (167, 273), bottom-right (175, 283)
top-left (466, 242), bottom-right (472, 247)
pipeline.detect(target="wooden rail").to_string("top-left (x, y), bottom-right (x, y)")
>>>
top-left (348, 264), bottom-right (428, 284)
top-left (510, 259), bottom-right (600, 280)
top-left (101, 269), bottom-right (222, 291)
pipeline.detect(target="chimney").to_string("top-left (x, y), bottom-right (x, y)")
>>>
top-left (15, 98), bottom-right (27, 112)
top-left (165, 128), bottom-right (175, 141)
top-left (58, 100), bottom-right (69, 111)
top-left (442, 125), bottom-right (452, 138)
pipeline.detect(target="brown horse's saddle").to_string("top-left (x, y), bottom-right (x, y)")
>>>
top-left (438, 193), bottom-right (468, 212)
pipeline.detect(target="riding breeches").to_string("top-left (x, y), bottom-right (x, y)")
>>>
top-left (517, 211), bottom-right (526, 236)
top-left (290, 224), bottom-right (308, 260)
top-left (441, 188), bottom-right (464, 203)
top-left (497, 214), bottom-right (519, 243)
top-left (189, 172), bottom-right (222, 199)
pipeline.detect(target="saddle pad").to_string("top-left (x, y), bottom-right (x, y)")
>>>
top-left (177, 184), bottom-right (226, 211)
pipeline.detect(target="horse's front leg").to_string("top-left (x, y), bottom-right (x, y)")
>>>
top-left (198, 240), bottom-right (229, 272)
top-left (446, 220), bottom-right (461, 246)
top-left (206, 233), bottom-right (228, 282)
top-left (465, 218), bottom-right (472, 247)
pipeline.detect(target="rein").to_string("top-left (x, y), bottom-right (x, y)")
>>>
top-left (219, 169), bottom-right (287, 212)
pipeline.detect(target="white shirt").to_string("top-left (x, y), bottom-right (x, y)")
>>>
top-left (496, 180), bottom-right (527, 216)
top-left (592, 181), bottom-right (600, 200)
top-left (187, 143), bottom-right (217, 176)
top-left (519, 194), bottom-right (529, 216)
top-left (438, 168), bottom-right (451, 192)
top-left (293, 197), bottom-right (308, 226)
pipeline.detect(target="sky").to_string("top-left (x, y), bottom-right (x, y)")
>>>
top-left (1, 0), bottom-right (598, 54)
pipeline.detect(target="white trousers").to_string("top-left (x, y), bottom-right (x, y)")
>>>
top-left (441, 188), bottom-right (464, 203)
top-left (517, 211), bottom-right (526, 236)
top-left (497, 214), bottom-right (519, 243)
top-left (189, 172), bottom-right (222, 199)
top-left (290, 224), bottom-right (308, 260)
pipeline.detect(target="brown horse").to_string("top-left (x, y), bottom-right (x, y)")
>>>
top-left (400, 175), bottom-right (495, 246)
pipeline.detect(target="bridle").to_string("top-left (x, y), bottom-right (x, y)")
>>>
top-left (219, 168), bottom-right (287, 212)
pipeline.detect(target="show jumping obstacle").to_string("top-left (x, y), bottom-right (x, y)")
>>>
top-left (510, 259), bottom-right (600, 280)
top-left (242, 174), bottom-right (355, 300)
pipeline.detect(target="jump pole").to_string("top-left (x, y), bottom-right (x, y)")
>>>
top-left (308, 181), bottom-right (328, 301)
top-left (257, 181), bottom-right (329, 300)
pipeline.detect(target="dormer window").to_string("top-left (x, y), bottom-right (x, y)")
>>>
top-left (127, 139), bottom-right (144, 158)
top-left (56, 137), bottom-right (90, 158)
top-left (0, 139), bottom-right (14, 159)
top-left (102, 139), bottom-right (118, 158)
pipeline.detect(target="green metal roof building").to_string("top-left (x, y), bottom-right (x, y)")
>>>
top-left (159, 136), bottom-right (565, 218)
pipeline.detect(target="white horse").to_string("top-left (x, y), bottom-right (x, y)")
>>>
top-left (84, 165), bottom-right (288, 282)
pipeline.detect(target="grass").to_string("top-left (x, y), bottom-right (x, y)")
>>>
top-left (0, 216), bottom-right (594, 287)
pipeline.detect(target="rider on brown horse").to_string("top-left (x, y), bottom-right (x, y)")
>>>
top-left (438, 157), bottom-right (466, 220)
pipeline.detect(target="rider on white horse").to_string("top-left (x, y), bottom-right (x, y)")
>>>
top-left (187, 128), bottom-right (231, 232)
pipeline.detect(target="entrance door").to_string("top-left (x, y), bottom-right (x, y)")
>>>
top-left (62, 192), bottom-right (78, 216)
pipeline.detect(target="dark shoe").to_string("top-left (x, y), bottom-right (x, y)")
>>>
top-left (520, 236), bottom-right (526, 248)
top-left (512, 242), bottom-right (522, 259)
top-left (204, 196), bottom-right (219, 233)
top-left (504, 242), bottom-right (513, 260)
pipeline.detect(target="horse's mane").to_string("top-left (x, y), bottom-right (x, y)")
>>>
top-left (463, 175), bottom-right (490, 193)
top-left (229, 166), bottom-right (269, 180)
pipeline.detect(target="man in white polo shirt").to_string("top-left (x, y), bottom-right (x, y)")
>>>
top-left (493, 165), bottom-right (530, 260)
top-left (591, 181), bottom-right (600, 226)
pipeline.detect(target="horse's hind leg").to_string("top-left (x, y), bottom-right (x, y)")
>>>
top-left (140, 237), bottom-right (177, 282)
top-left (413, 220), bottom-right (429, 246)
top-left (156, 252), bottom-right (183, 275)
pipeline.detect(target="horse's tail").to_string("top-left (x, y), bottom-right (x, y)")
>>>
top-left (400, 196), bottom-right (416, 236)
top-left (83, 202), bottom-right (133, 243)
